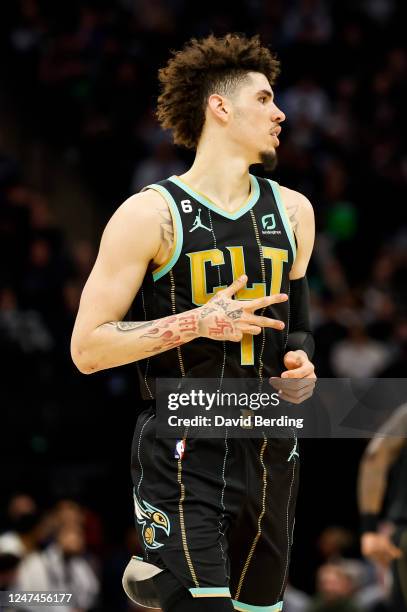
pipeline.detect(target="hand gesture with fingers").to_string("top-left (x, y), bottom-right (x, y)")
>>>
top-left (198, 275), bottom-right (287, 342)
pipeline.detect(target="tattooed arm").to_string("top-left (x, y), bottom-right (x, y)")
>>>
top-left (85, 285), bottom-right (286, 372)
top-left (71, 190), bottom-right (287, 374)
top-left (280, 186), bottom-right (315, 280)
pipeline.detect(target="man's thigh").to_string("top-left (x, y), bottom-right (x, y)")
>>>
top-left (228, 435), bottom-right (300, 611)
top-left (130, 418), bottom-right (246, 606)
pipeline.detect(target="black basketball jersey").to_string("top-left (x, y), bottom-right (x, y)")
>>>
top-left (130, 174), bottom-right (296, 399)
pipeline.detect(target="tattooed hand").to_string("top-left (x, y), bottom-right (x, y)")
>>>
top-left (197, 275), bottom-right (288, 342)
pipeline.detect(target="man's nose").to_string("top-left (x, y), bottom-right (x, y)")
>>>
top-left (272, 103), bottom-right (285, 124)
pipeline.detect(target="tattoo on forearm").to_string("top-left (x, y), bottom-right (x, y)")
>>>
top-left (178, 313), bottom-right (198, 334)
top-left (199, 306), bottom-right (217, 319)
top-left (141, 328), bottom-right (179, 341)
top-left (104, 312), bottom-right (198, 355)
top-left (115, 321), bottom-right (155, 331)
top-left (144, 328), bottom-right (183, 352)
top-left (139, 316), bottom-right (178, 339)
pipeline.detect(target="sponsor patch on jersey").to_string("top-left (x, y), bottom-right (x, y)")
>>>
top-left (174, 439), bottom-right (186, 460)
top-left (261, 213), bottom-right (281, 235)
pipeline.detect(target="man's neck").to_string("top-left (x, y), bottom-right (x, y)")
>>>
top-left (179, 142), bottom-right (252, 213)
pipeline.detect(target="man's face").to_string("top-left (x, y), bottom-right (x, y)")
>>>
top-left (229, 72), bottom-right (285, 169)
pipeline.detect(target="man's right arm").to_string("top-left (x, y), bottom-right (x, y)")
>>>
top-left (71, 190), bottom-right (287, 374)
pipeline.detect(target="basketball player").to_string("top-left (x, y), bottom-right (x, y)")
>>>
top-left (71, 34), bottom-right (316, 612)
top-left (358, 404), bottom-right (407, 611)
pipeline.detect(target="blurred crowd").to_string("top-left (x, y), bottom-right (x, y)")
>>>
top-left (0, 0), bottom-right (406, 610)
top-left (0, 493), bottom-right (137, 611)
top-left (0, 494), bottom-right (397, 612)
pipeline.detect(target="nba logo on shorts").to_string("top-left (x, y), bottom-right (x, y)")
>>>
top-left (174, 439), bottom-right (185, 460)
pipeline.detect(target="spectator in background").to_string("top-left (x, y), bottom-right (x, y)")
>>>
top-left (0, 494), bottom-right (42, 560)
top-left (330, 321), bottom-right (392, 378)
top-left (317, 527), bottom-right (356, 563)
top-left (0, 545), bottom-right (21, 593)
top-left (0, 494), bottom-right (42, 603)
top-left (15, 523), bottom-right (100, 612)
top-left (306, 561), bottom-right (363, 612)
top-left (315, 529), bottom-right (386, 612)
top-left (0, 286), bottom-right (54, 355)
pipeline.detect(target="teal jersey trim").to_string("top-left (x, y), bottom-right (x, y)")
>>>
top-left (267, 179), bottom-right (297, 263)
top-left (232, 599), bottom-right (283, 612)
top-left (145, 184), bottom-right (184, 282)
top-left (168, 175), bottom-right (261, 220)
top-left (190, 587), bottom-right (232, 598)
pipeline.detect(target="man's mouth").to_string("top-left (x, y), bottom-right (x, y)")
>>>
top-left (270, 127), bottom-right (281, 145)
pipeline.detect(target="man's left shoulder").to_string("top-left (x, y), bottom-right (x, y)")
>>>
top-left (278, 186), bottom-right (315, 240)
top-left (279, 185), bottom-right (314, 215)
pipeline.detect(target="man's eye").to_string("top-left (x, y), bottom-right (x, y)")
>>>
top-left (259, 97), bottom-right (266, 103)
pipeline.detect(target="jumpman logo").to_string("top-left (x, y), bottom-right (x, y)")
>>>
top-left (189, 208), bottom-right (211, 233)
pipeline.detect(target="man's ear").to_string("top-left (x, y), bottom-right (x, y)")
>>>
top-left (207, 94), bottom-right (230, 123)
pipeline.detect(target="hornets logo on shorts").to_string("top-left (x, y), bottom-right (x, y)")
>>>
top-left (133, 490), bottom-right (171, 549)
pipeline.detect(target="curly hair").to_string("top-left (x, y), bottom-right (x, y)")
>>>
top-left (156, 33), bottom-right (280, 149)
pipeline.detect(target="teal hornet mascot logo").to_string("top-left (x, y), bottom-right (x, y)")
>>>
top-left (261, 213), bottom-right (276, 231)
top-left (133, 491), bottom-right (170, 549)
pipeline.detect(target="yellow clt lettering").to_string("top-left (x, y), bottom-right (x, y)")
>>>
top-left (227, 247), bottom-right (266, 299)
top-left (240, 334), bottom-right (254, 365)
top-left (186, 250), bottom-right (227, 305)
top-left (227, 247), bottom-right (266, 365)
top-left (262, 247), bottom-right (288, 295)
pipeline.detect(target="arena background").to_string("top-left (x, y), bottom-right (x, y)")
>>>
top-left (0, 1), bottom-right (406, 610)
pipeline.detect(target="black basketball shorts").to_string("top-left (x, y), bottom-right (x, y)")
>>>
top-left (122, 405), bottom-right (300, 612)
